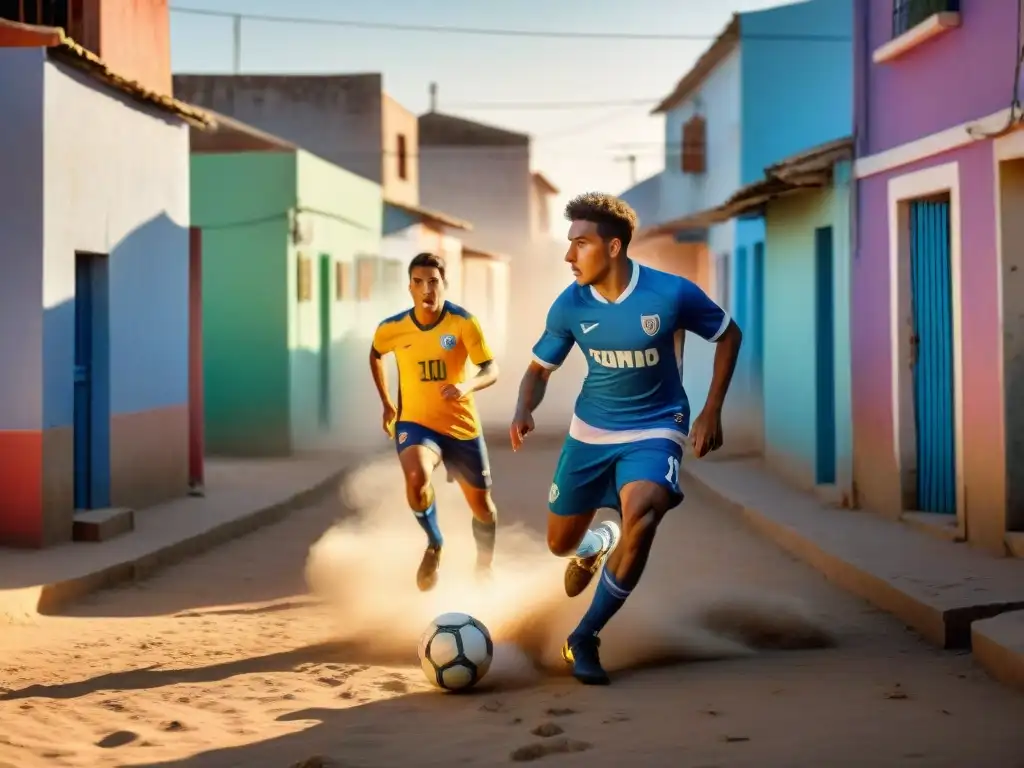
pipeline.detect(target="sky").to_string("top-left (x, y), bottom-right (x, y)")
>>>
top-left (169, 0), bottom-right (787, 221)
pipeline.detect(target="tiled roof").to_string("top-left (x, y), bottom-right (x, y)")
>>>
top-left (0, 18), bottom-right (214, 129)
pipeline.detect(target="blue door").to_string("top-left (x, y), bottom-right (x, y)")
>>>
top-left (751, 241), bottom-right (765, 390)
top-left (814, 227), bottom-right (837, 485)
top-left (74, 253), bottom-right (110, 510)
top-left (910, 200), bottom-right (956, 514)
top-left (734, 246), bottom-right (749, 335)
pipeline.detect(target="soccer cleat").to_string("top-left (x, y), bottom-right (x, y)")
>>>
top-left (561, 635), bottom-right (610, 685)
top-left (417, 546), bottom-right (442, 592)
top-left (564, 520), bottom-right (620, 598)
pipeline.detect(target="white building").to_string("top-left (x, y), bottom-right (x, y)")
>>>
top-left (0, 22), bottom-right (211, 547)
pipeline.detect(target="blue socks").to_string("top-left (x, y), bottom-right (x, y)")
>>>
top-left (414, 499), bottom-right (443, 549)
top-left (569, 568), bottom-right (632, 644)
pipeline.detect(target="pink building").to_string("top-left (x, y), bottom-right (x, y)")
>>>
top-left (853, 0), bottom-right (1023, 555)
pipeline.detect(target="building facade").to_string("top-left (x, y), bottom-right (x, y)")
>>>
top-left (190, 116), bottom-right (385, 454)
top-left (853, 0), bottom-right (1023, 554)
top-left (702, 139), bottom-right (855, 502)
top-left (416, 110), bottom-right (568, 428)
top-left (0, 23), bottom-right (210, 547)
top-left (0, 0), bottom-right (173, 94)
top-left (639, 0), bottom-right (852, 454)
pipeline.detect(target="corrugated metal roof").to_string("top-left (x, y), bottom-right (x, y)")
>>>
top-left (0, 19), bottom-right (214, 129)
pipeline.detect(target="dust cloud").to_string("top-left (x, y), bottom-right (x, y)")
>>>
top-left (304, 463), bottom-right (834, 691)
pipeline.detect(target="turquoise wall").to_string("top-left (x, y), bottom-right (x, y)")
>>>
top-left (290, 150), bottom-right (383, 449)
top-left (762, 164), bottom-right (852, 495)
top-left (191, 152), bottom-right (295, 455)
top-left (831, 160), bottom-right (853, 499)
top-left (740, 0), bottom-right (853, 184)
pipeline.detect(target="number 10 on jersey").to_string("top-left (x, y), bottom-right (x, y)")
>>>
top-left (419, 359), bottom-right (448, 382)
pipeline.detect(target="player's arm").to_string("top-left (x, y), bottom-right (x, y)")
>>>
top-left (457, 316), bottom-right (499, 395)
top-left (510, 300), bottom-right (575, 449)
top-left (369, 323), bottom-right (398, 434)
top-left (676, 280), bottom-right (742, 412)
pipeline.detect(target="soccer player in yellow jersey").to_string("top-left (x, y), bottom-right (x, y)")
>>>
top-left (369, 253), bottom-right (501, 591)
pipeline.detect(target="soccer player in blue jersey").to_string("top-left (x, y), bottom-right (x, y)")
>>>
top-left (509, 192), bottom-right (743, 685)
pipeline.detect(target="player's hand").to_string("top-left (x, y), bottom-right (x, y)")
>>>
top-left (509, 411), bottom-right (535, 451)
top-left (382, 403), bottom-right (398, 438)
top-left (689, 406), bottom-right (723, 458)
top-left (440, 382), bottom-right (468, 400)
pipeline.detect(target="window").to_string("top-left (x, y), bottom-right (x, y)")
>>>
top-left (396, 133), bottom-right (408, 180)
top-left (892, 0), bottom-right (959, 37)
top-left (357, 256), bottom-right (376, 301)
top-left (681, 116), bottom-right (706, 175)
top-left (0, 0), bottom-right (82, 36)
top-left (297, 254), bottom-right (313, 302)
top-left (335, 261), bottom-right (351, 301)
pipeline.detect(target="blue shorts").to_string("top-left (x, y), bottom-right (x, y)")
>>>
top-left (548, 436), bottom-right (684, 517)
top-left (395, 421), bottom-right (492, 489)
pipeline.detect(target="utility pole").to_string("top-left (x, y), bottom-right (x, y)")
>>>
top-left (429, 82), bottom-right (438, 112)
top-left (232, 14), bottom-right (241, 73)
top-left (615, 153), bottom-right (637, 186)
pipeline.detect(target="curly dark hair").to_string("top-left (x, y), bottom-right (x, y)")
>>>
top-left (564, 192), bottom-right (638, 250)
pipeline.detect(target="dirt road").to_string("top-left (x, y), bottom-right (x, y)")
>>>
top-left (1, 444), bottom-right (1022, 767)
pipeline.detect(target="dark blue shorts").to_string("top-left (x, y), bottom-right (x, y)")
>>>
top-left (395, 421), bottom-right (492, 489)
top-left (548, 436), bottom-right (684, 517)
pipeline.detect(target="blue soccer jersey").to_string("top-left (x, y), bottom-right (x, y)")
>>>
top-left (531, 260), bottom-right (730, 436)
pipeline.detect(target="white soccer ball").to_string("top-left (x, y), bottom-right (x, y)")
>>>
top-left (418, 611), bottom-right (494, 691)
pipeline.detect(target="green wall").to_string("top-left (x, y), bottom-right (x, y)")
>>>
top-left (289, 150), bottom-right (383, 449)
top-left (762, 165), bottom-right (852, 496)
top-left (191, 152), bottom-right (297, 455)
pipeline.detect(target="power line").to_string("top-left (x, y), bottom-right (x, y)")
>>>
top-left (169, 5), bottom-right (850, 42)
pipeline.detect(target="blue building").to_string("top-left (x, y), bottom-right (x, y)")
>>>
top-left (627, 0), bottom-right (852, 455)
top-left (701, 139), bottom-right (855, 504)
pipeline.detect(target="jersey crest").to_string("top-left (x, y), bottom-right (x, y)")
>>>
top-left (440, 333), bottom-right (457, 350)
top-left (640, 313), bottom-right (661, 336)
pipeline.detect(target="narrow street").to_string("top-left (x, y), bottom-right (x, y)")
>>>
top-left (1, 443), bottom-right (1022, 768)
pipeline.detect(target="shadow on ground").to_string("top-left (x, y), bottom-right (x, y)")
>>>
top-left (0, 640), bottom-right (416, 703)
top-left (56, 440), bottom-right (557, 620)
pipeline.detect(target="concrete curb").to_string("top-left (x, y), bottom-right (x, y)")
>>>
top-left (33, 468), bottom-right (348, 615)
top-left (681, 466), bottom-right (1024, 651)
top-left (972, 610), bottom-right (1024, 692)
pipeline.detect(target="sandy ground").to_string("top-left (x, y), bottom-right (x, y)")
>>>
top-left (1, 443), bottom-right (1023, 768)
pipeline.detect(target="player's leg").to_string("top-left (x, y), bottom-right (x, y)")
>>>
top-left (445, 434), bottom-right (498, 577)
top-left (546, 438), bottom-right (622, 596)
top-left (395, 423), bottom-right (444, 591)
top-left (563, 439), bottom-right (683, 685)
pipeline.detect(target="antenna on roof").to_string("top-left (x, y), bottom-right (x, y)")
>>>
top-left (429, 82), bottom-right (438, 112)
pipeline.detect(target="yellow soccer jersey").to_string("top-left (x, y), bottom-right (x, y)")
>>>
top-left (372, 302), bottom-right (494, 440)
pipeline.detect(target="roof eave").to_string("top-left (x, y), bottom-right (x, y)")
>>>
top-left (385, 199), bottom-right (473, 232)
top-left (651, 15), bottom-right (740, 115)
top-left (0, 20), bottom-right (215, 129)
